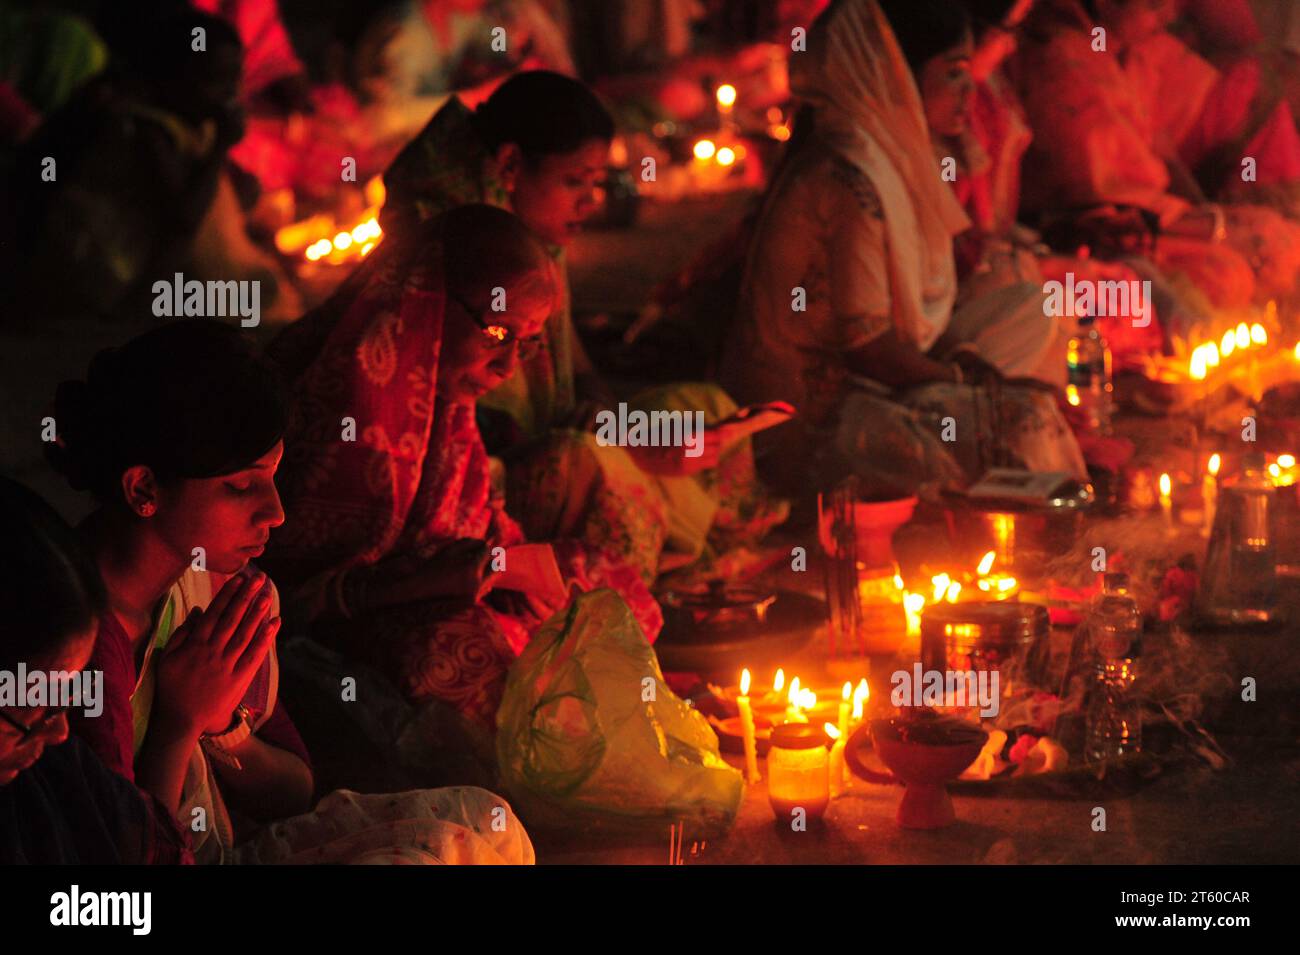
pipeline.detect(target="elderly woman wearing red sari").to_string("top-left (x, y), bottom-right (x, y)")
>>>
top-left (1011, 0), bottom-right (1300, 307)
top-left (265, 204), bottom-right (662, 730)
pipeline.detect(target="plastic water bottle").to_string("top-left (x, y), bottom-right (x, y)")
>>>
top-left (1200, 452), bottom-right (1280, 623)
top-left (1083, 573), bottom-right (1142, 765)
top-left (1067, 315), bottom-right (1113, 434)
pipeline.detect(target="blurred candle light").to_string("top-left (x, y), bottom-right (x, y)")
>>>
top-left (1203, 453), bottom-right (1220, 537)
top-left (1251, 323), bottom-right (1268, 346)
top-left (825, 722), bottom-right (846, 796)
top-left (737, 669), bottom-right (760, 783)
top-left (1222, 330), bottom-right (1237, 357)
top-left (715, 83), bottom-right (737, 112)
top-left (1236, 323), bottom-right (1250, 350)
top-left (903, 592), bottom-right (925, 637)
top-left (693, 138), bottom-right (716, 161)
top-left (852, 678), bottom-right (869, 721)
top-left (716, 146), bottom-right (737, 167)
top-left (1159, 472), bottom-right (1173, 529)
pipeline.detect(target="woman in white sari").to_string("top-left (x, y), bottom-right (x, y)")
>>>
top-left (721, 0), bottom-right (1082, 503)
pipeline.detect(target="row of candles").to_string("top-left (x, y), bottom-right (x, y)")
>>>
top-left (1146, 451), bottom-right (1297, 534)
top-left (1186, 321), bottom-right (1269, 383)
top-left (734, 668), bottom-right (869, 791)
top-left (274, 176), bottom-right (386, 267)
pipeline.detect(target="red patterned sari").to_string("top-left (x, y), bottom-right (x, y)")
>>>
top-left (264, 220), bottom-right (661, 726)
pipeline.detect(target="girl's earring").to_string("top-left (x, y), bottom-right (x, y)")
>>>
top-left (138, 503), bottom-right (156, 517)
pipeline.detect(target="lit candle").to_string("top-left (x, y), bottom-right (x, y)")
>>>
top-left (1203, 453), bottom-right (1220, 538)
top-left (736, 669), bottom-right (761, 784)
top-left (715, 83), bottom-right (737, 115)
top-left (837, 682), bottom-right (851, 741)
top-left (825, 722), bottom-right (846, 797)
top-left (785, 676), bottom-right (807, 723)
top-left (903, 592), bottom-right (925, 637)
top-left (852, 678), bottom-right (870, 723)
top-left (1159, 472), bottom-right (1173, 530)
top-left (767, 723), bottom-right (830, 822)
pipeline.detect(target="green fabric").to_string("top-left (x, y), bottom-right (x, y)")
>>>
top-left (0, 10), bottom-right (106, 113)
top-left (131, 596), bottom-right (175, 756)
top-left (381, 97), bottom-right (576, 435)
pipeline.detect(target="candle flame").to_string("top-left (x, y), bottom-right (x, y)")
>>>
top-left (842, 681), bottom-right (852, 701)
top-left (799, 688), bottom-right (817, 709)
top-left (1269, 463), bottom-right (1282, 479)
top-left (1279, 454), bottom-right (1296, 468)
top-left (904, 592), bottom-right (925, 613)
top-left (787, 676), bottom-right (800, 706)
top-left (693, 139), bottom-right (716, 161)
top-left (1065, 383), bottom-right (1080, 406)
top-left (824, 722), bottom-right (841, 740)
top-left (1189, 348), bottom-right (1208, 380)
top-left (715, 84), bottom-right (737, 108)
top-left (945, 580), bottom-right (962, 603)
top-left (1236, 323), bottom-right (1250, 349)
top-left (997, 577), bottom-right (1018, 592)
top-left (772, 668), bottom-right (785, 693)
top-left (931, 573), bottom-right (951, 602)
top-left (976, 550), bottom-right (996, 576)
top-left (893, 573), bottom-right (905, 590)
top-left (739, 668), bottom-right (751, 696)
top-left (1222, 330), bottom-right (1236, 357)
top-left (1294, 342), bottom-right (1300, 361)
top-left (1251, 323), bottom-right (1267, 345)
top-left (852, 679), bottom-right (869, 719)
top-left (1159, 472), bottom-right (1172, 497)
top-left (1208, 453), bottom-right (1221, 476)
top-left (716, 146), bottom-right (737, 167)
top-left (1205, 342), bottom-right (1220, 367)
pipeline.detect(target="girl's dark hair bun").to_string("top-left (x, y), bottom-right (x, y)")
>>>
top-left (46, 378), bottom-right (101, 492)
top-left (47, 320), bottom-right (289, 503)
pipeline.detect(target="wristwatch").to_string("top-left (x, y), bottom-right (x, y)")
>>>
top-left (201, 704), bottom-right (251, 770)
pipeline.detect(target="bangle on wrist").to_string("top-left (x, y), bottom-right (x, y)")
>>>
top-left (201, 704), bottom-right (251, 770)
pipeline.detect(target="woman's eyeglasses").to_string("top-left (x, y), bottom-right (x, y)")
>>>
top-left (448, 291), bottom-right (545, 360)
top-left (0, 704), bottom-right (70, 741)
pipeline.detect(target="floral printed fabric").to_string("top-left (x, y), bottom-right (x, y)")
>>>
top-left (266, 218), bottom-right (660, 727)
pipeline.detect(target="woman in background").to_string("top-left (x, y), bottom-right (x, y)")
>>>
top-left (724, 0), bottom-right (1083, 506)
top-left (383, 69), bottom-right (787, 585)
top-left (1012, 0), bottom-right (1300, 307)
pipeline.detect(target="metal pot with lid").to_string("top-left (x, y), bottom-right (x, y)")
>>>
top-left (920, 600), bottom-right (1052, 690)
